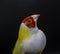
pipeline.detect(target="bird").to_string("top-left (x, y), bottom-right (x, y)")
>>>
top-left (12, 14), bottom-right (46, 54)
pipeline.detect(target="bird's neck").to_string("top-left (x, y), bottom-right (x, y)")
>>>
top-left (20, 23), bottom-right (38, 32)
top-left (18, 23), bottom-right (38, 42)
top-left (18, 25), bottom-right (32, 42)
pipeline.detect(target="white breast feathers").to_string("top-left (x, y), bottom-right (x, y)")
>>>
top-left (22, 30), bottom-right (46, 53)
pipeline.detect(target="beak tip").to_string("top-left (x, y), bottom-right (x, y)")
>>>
top-left (37, 14), bottom-right (40, 17)
top-left (36, 14), bottom-right (40, 18)
top-left (31, 14), bottom-right (40, 19)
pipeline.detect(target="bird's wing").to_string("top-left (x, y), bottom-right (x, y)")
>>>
top-left (12, 39), bottom-right (23, 54)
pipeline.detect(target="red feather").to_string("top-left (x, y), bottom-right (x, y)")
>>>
top-left (22, 16), bottom-right (35, 28)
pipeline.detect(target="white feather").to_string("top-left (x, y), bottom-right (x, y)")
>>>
top-left (22, 29), bottom-right (46, 53)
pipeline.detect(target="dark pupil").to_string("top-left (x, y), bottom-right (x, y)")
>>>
top-left (28, 20), bottom-right (31, 23)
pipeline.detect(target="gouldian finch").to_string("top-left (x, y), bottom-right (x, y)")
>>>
top-left (12, 14), bottom-right (46, 54)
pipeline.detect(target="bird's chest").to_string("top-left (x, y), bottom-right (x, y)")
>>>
top-left (22, 33), bottom-right (44, 53)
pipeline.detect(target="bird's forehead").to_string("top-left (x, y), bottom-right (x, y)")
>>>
top-left (22, 16), bottom-right (33, 23)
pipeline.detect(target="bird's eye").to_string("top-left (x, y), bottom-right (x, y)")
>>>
top-left (27, 19), bottom-right (32, 24)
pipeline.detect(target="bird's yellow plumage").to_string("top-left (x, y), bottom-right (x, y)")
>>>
top-left (19, 26), bottom-right (32, 42)
top-left (12, 39), bottom-right (22, 54)
top-left (12, 26), bottom-right (32, 54)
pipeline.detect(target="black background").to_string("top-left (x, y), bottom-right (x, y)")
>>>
top-left (0, 0), bottom-right (60, 54)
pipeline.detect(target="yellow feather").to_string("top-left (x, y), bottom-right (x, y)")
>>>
top-left (19, 27), bottom-right (32, 42)
top-left (12, 26), bottom-right (32, 54)
top-left (12, 39), bottom-right (22, 54)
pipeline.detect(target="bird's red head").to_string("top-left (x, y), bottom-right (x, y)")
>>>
top-left (22, 14), bottom-right (40, 28)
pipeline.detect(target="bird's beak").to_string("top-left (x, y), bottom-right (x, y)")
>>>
top-left (31, 14), bottom-right (40, 21)
top-left (36, 14), bottom-right (40, 19)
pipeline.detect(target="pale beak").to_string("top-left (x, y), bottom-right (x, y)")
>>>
top-left (31, 14), bottom-right (40, 21)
